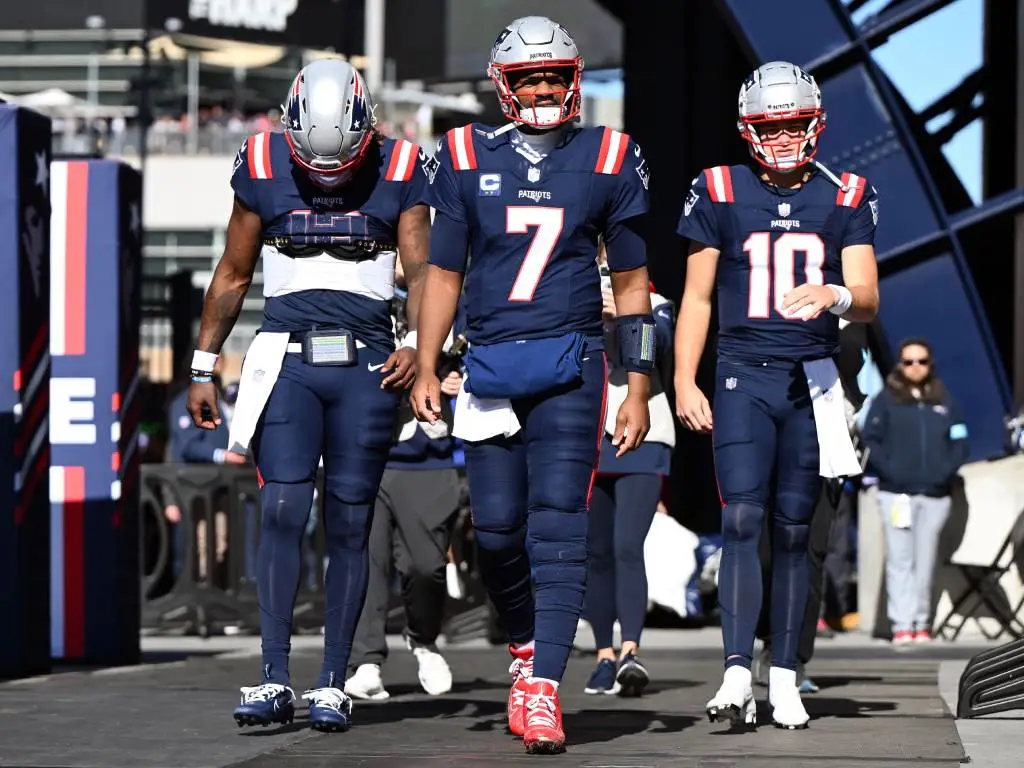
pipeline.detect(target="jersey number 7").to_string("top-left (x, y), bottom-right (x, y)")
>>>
top-left (744, 232), bottom-right (826, 319)
top-left (506, 206), bottom-right (564, 302)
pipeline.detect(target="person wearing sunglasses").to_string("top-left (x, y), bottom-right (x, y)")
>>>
top-left (860, 338), bottom-right (969, 644)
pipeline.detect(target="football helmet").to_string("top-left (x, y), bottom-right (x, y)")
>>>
top-left (487, 16), bottom-right (583, 129)
top-left (737, 61), bottom-right (826, 171)
top-left (281, 59), bottom-right (374, 188)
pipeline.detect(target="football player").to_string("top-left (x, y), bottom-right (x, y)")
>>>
top-left (409, 16), bottom-right (655, 754)
top-left (674, 61), bottom-right (879, 729)
top-left (186, 58), bottom-right (430, 733)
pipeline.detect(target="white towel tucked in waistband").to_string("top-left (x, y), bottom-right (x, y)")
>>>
top-left (227, 332), bottom-right (290, 455)
top-left (451, 380), bottom-right (521, 442)
top-left (802, 357), bottom-right (862, 479)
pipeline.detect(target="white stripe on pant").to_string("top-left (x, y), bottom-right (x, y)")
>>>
top-left (877, 491), bottom-right (950, 633)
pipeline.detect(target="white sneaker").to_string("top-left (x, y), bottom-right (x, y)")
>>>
top-left (769, 667), bottom-right (810, 729)
top-left (344, 664), bottom-right (390, 701)
top-left (408, 639), bottom-right (453, 696)
top-left (706, 666), bottom-right (757, 726)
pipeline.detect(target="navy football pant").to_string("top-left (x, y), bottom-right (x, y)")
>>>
top-left (584, 472), bottom-right (661, 649)
top-left (713, 359), bottom-right (822, 672)
top-left (252, 352), bottom-right (398, 688)
top-left (463, 353), bottom-right (606, 683)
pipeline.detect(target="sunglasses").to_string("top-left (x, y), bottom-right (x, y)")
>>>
top-left (901, 358), bottom-right (930, 367)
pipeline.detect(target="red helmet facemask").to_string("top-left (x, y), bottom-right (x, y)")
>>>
top-left (738, 108), bottom-right (826, 172)
top-left (488, 61), bottom-right (583, 129)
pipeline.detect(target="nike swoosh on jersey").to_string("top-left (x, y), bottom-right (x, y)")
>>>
top-left (367, 362), bottom-right (386, 372)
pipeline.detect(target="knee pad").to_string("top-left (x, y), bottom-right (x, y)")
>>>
top-left (721, 502), bottom-right (765, 543)
top-left (773, 518), bottom-right (811, 554)
top-left (322, 501), bottom-right (373, 552)
top-left (474, 524), bottom-right (525, 555)
top-left (527, 508), bottom-right (588, 589)
top-left (260, 481), bottom-right (315, 538)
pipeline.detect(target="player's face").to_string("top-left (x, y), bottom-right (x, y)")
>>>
top-left (511, 70), bottom-right (569, 109)
top-left (899, 343), bottom-right (932, 384)
top-left (759, 118), bottom-right (810, 161)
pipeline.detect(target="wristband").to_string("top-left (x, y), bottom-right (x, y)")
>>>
top-left (400, 330), bottom-right (417, 350)
top-left (616, 314), bottom-right (657, 373)
top-left (827, 285), bottom-right (853, 316)
top-left (191, 350), bottom-right (219, 373)
top-left (191, 371), bottom-right (214, 384)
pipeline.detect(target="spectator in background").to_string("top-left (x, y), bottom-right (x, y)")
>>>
top-left (581, 244), bottom-right (675, 697)
top-left (167, 369), bottom-right (246, 585)
top-left (861, 338), bottom-right (969, 644)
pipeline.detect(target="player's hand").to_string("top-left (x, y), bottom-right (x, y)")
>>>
top-left (675, 380), bottom-right (713, 433)
top-left (612, 393), bottom-right (650, 457)
top-left (782, 283), bottom-right (838, 321)
top-left (224, 451), bottom-right (247, 465)
top-left (187, 380), bottom-right (221, 430)
top-left (440, 370), bottom-right (463, 397)
top-left (601, 288), bottom-right (617, 320)
top-left (411, 373), bottom-right (442, 423)
top-left (380, 347), bottom-right (416, 390)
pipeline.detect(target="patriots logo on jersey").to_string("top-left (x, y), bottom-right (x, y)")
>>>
top-left (869, 197), bottom-right (879, 226)
top-left (420, 149), bottom-right (440, 185)
top-left (232, 139), bottom-right (246, 175)
top-left (684, 188), bottom-right (699, 217)
top-left (635, 157), bottom-right (650, 191)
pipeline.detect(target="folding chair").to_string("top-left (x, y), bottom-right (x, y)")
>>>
top-left (934, 506), bottom-right (1024, 642)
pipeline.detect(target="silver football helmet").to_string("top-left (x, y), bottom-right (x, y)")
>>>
top-left (487, 16), bottom-right (583, 129)
top-left (281, 59), bottom-right (374, 188)
top-left (737, 61), bottom-right (826, 172)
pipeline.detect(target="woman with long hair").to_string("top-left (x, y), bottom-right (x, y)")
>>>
top-left (861, 338), bottom-right (969, 644)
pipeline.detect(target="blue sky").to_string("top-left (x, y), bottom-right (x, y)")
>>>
top-left (858, 0), bottom-right (983, 203)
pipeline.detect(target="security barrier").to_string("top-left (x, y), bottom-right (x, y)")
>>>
top-left (140, 464), bottom-right (492, 642)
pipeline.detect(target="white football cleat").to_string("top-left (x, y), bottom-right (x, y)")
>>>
top-left (769, 667), bottom-right (810, 729)
top-left (706, 666), bottom-right (757, 726)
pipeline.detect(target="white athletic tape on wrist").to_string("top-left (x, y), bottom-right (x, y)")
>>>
top-left (827, 285), bottom-right (853, 316)
top-left (191, 350), bottom-right (219, 373)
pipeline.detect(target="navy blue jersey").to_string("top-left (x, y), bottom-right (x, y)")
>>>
top-left (426, 123), bottom-right (649, 346)
top-left (677, 164), bottom-right (878, 363)
top-left (230, 131), bottom-right (428, 352)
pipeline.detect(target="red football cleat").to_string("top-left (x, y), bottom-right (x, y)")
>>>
top-left (522, 679), bottom-right (565, 754)
top-left (506, 644), bottom-right (533, 737)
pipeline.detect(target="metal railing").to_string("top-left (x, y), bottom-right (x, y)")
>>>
top-left (140, 464), bottom-right (495, 642)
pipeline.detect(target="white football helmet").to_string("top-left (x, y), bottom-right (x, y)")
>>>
top-left (737, 61), bottom-right (826, 172)
top-left (282, 59), bottom-right (374, 188)
top-left (487, 16), bottom-right (583, 129)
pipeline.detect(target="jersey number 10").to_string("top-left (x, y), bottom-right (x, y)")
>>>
top-left (743, 232), bottom-right (826, 319)
top-left (506, 206), bottom-right (564, 302)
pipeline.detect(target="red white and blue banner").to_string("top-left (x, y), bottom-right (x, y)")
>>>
top-left (0, 103), bottom-right (53, 678)
top-left (49, 159), bottom-right (142, 664)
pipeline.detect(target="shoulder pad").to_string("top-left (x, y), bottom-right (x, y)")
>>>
top-left (836, 171), bottom-right (868, 207)
top-left (594, 127), bottom-right (631, 175)
top-left (702, 166), bottom-right (735, 203)
top-left (445, 125), bottom-right (478, 171)
top-left (245, 131), bottom-right (274, 180)
top-left (384, 138), bottom-right (419, 182)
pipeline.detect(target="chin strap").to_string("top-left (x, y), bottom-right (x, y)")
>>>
top-left (809, 157), bottom-right (849, 192)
